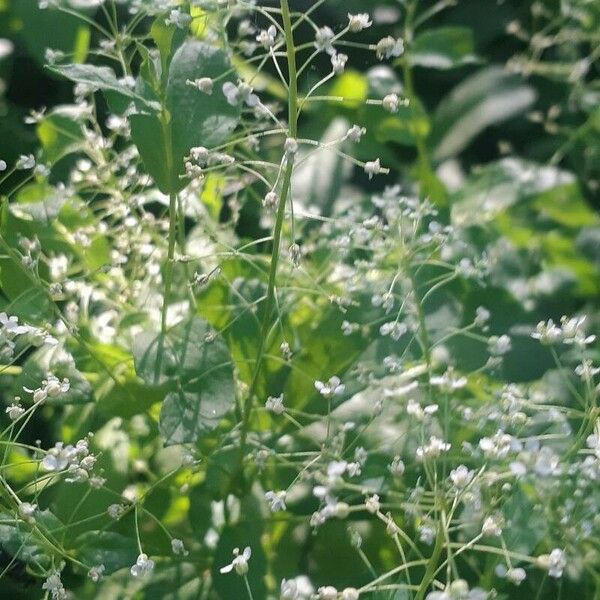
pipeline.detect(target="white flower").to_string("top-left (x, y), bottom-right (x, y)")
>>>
top-left (364, 158), bottom-right (381, 179)
top-left (18, 502), bottom-right (37, 523)
top-left (171, 538), bottom-right (188, 555)
top-left (189, 146), bottom-right (210, 166)
top-left (382, 93), bottom-right (400, 113)
top-left (265, 394), bottom-right (285, 414)
top-left (561, 315), bottom-right (595, 346)
top-left (257, 25), bottom-right (277, 49)
top-left (318, 586), bottom-right (338, 600)
top-left (26, 375), bottom-right (70, 405)
top-left (475, 306), bottom-right (490, 326)
top-left (425, 592), bottom-right (450, 600)
top-left (46, 375), bottom-right (70, 397)
top-left (263, 191), bottom-right (279, 210)
top-left (107, 504), bottom-right (124, 519)
top-left (531, 319), bottom-right (562, 344)
top-left (348, 13), bottom-right (372, 33)
top-left (314, 26), bottom-right (335, 54)
top-left (537, 548), bottom-right (566, 578)
top-left (416, 436), bottom-right (451, 460)
top-left (186, 77), bottom-right (214, 94)
top-left (130, 553), bottom-right (155, 577)
top-left (265, 490), bottom-right (287, 512)
top-left (331, 52), bottom-right (348, 74)
top-left (507, 567), bottom-right (526, 585)
top-left (482, 515), bottom-right (502, 536)
top-left (222, 81), bottom-right (259, 107)
top-left (165, 9), bottom-right (191, 29)
top-left (342, 588), bottom-right (360, 600)
top-left (379, 321), bottom-right (407, 340)
top-left (42, 442), bottom-right (77, 471)
top-left (450, 465), bottom-right (474, 489)
top-left (16, 154), bottom-right (35, 170)
top-left (388, 456), bottom-right (405, 476)
top-left (0, 312), bottom-right (31, 336)
top-left (88, 565), bottom-right (105, 582)
top-left (419, 523), bottom-right (436, 545)
top-left (6, 403), bottom-right (25, 421)
top-left (365, 494), bottom-right (380, 514)
top-left (346, 125), bottom-right (366, 142)
top-left (0, 159), bottom-right (6, 171)
top-left (220, 546), bottom-right (251, 576)
top-left (430, 369), bottom-right (467, 391)
top-left (42, 572), bottom-right (67, 600)
top-left (488, 334), bottom-right (511, 355)
top-left (375, 36), bottom-right (404, 60)
top-left (315, 376), bottom-right (345, 398)
top-left (280, 578), bottom-right (298, 599)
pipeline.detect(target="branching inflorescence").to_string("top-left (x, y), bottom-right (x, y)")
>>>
top-left (0, 0), bottom-right (598, 599)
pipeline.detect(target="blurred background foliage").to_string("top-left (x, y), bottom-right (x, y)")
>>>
top-left (1, 0), bottom-right (598, 200)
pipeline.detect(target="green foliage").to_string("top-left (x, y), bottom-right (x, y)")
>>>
top-left (0, 1), bottom-right (598, 599)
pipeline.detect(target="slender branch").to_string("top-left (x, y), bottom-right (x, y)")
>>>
top-left (234, 0), bottom-right (298, 488)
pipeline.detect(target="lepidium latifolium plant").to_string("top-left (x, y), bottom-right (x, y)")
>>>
top-left (0, 0), bottom-right (599, 599)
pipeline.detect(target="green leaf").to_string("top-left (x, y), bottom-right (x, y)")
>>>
top-left (150, 17), bottom-right (186, 85)
top-left (450, 158), bottom-right (578, 227)
top-left (160, 386), bottom-right (233, 446)
top-left (292, 118), bottom-right (353, 216)
top-left (375, 98), bottom-right (431, 146)
top-left (131, 40), bottom-right (241, 194)
top-left (430, 67), bottom-right (536, 160)
top-left (8, 182), bottom-right (68, 225)
top-left (11, 0), bottom-right (89, 66)
top-left (0, 509), bottom-right (62, 569)
top-left (75, 531), bottom-right (137, 575)
top-left (409, 27), bottom-right (479, 70)
top-left (11, 346), bottom-right (93, 406)
top-left (47, 63), bottom-right (157, 110)
top-left (212, 493), bottom-right (267, 600)
top-left (129, 112), bottom-right (171, 195)
top-left (36, 105), bottom-right (84, 163)
top-left (165, 40), bottom-right (240, 189)
top-left (132, 317), bottom-right (235, 445)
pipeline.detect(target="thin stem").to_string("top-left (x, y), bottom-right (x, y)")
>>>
top-left (234, 0), bottom-right (298, 488)
top-left (161, 190), bottom-right (178, 335)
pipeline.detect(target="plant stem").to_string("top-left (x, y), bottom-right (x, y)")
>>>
top-left (402, 0), bottom-right (446, 205)
top-left (414, 523), bottom-right (445, 600)
top-left (234, 0), bottom-right (298, 487)
top-left (161, 190), bottom-right (178, 335)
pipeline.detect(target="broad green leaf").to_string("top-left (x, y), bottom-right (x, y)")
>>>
top-left (131, 40), bottom-right (240, 194)
top-left (8, 182), bottom-right (68, 224)
top-left (409, 27), bottom-right (479, 70)
top-left (75, 531), bottom-right (137, 575)
top-left (150, 18), bottom-right (186, 85)
top-left (450, 158), bottom-right (576, 227)
top-left (212, 493), bottom-right (267, 600)
top-left (11, 0), bottom-right (89, 65)
top-left (133, 317), bottom-right (235, 445)
top-left (47, 63), bottom-right (157, 110)
top-left (293, 118), bottom-right (353, 216)
top-left (37, 105), bottom-right (85, 163)
top-left (375, 98), bottom-right (431, 146)
top-left (129, 112), bottom-right (171, 194)
top-left (160, 386), bottom-right (233, 446)
top-left (165, 40), bottom-right (240, 188)
top-left (11, 346), bottom-right (93, 406)
top-left (430, 67), bottom-right (536, 160)
top-left (0, 509), bottom-right (62, 569)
